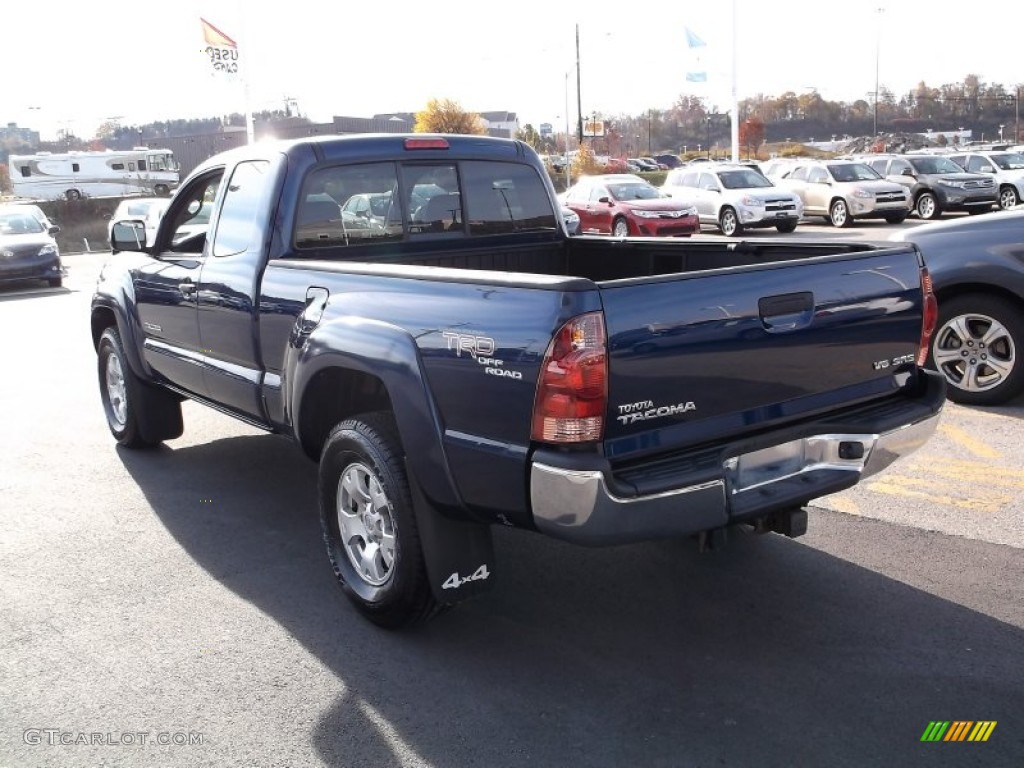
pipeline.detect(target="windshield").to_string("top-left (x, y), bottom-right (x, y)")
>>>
top-left (909, 157), bottom-right (965, 175)
top-left (0, 212), bottom-right (45, 235)
top-left (828, 163), bottom-right (882, 182)
top-left (990, 153), bottom-right (1024, 170)
top-left (147, 152), bottom-right (179, 172)
top-left (718, 170), bottom-right (772, 189)
top-left (608, 182), bottom-right (662, 200)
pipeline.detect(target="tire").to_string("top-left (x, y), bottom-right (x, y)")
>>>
top-left (719, 207), bottom-right (741, 237)
top-left (65, 189), bottom-right (81, 201)
top-left (929, 294), bottom-right (1024, 406)
top-left (998, 185), bottom-right (1019, 211)
top-left (97, 326), bottom-right (182, 447)
top-left (319, 413), bottom-right (439, 629)
top-left (47, 277), bottom-right (63, 288)
top-left (612, 217), bottom-right (630, 237)
top-left (775, 220), bottom-right (798, 233)
top-left (967, 207), bottom-right (992, 215)
top-left (829, 199), bottom-right (852, 228)
top-left (155, 184), bottom-right (169, 197)
top-left (884, 212), bottom-right (908, 224)
top-left (915, 192), bottom-right (940, 220)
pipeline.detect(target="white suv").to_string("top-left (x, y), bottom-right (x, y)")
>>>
top-left (662, 164), bottom-right (803, 235)
top-left (946, 150), bottom-right (1024, 210)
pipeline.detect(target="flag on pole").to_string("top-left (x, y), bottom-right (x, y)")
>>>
top-left (684, 26), bottom-right (707, 84)
top-left (201, 17), bottom-right (240, 76)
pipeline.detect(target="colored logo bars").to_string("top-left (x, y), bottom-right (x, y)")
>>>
top-left (921, 721), bottom-right (997, 742)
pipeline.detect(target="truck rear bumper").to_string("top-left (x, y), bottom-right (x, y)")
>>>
top-left (530, 372), bottom-right (944, 546)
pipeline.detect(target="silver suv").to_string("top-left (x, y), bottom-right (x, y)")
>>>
top-left (945, 150), bottom-right (1024, 210)
top-left (775, 160), bottom-right (910, 227)
top-left (661, 164), bottom-right (803, 235)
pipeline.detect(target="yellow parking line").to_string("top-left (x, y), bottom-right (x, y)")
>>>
top-left (865, 479), bottom-right (1009, 513)
top-left (827, 496), bottom-right (861, 515)
top-left (913, 461), bottom-right (1024, 488)
top-left (936, 424), bottom-right (1001, 459)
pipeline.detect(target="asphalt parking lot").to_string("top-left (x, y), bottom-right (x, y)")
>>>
top-left (0, 253), bottom-right (1021, 768)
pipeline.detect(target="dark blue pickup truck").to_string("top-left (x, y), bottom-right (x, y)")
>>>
top-left (93, 134), bottom-right (945, 628)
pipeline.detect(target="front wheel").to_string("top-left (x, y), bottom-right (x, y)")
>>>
top-left (97, 327), bottom-right (182, 447)
top-left (612, 217), bottom-right (630, 237)
top-left (884, 212), bottom-right (908, 224)
top-left (930, 294), bottom-right (1024, 405)
top-left (319, 413), bottom-right (439, 629)
top-left (719, 207), bottom-right (742, 237)
top-left (65, 189), bottom-right (81, 201)
top-left (775, 220), bottom-right (798, 234)
top-left (916, 192), bottom-right (940, 220)
top-left (829, 199), bottom-right (852, 228)
top-left (155, 184), bottom-right (169, 196)
top-left (998, 185), bottom-right (1019, 211)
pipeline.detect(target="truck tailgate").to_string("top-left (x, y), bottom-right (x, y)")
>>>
top-left (599, 246), bottom-right (925, 460)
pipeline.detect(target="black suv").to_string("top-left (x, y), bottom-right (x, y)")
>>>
top-left (864, 154), bottom-right (997, 219)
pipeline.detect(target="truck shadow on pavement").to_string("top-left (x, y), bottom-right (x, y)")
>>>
top-left (119, 434), bottom-right (1024, 768)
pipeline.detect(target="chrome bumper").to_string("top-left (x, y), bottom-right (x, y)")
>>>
top-left (530, 409), bottom-right (941, 546)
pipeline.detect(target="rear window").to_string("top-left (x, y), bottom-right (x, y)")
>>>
top-left (295, 160), bottom-right (556, 249)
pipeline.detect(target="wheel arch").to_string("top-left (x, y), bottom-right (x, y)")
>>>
top-left (934, 281), bottom-right (1024, 315)
top-left (90, 301), bottom-right (149, 380)
top-left (290, 316), bottom-right (468, 517)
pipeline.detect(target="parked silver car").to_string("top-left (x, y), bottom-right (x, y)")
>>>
top-left (661, 164), bottom-right (803, 235)
top-left (774, 160), bottom-right (910, 227)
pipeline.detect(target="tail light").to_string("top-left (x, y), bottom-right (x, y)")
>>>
top-left (532, 312), bottom-right (607, 443)
top-left (917, 266), bottom-right (938, 366)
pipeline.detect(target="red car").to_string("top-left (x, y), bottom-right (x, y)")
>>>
top-left (561, 174), bottom-right (699, 237)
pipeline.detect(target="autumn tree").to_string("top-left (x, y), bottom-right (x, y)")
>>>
top-left (518, 123), bottom-right (542, 150)
top-left (0, 163), bottom-right (10, 193)
top-left (571, 141), bottom-right (602, 178)
top-left (738, 117), bottom-right (766, 159)
top-left (414, 98), bottom-right (487, 135)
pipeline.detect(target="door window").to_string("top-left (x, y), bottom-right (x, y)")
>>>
top-left (165, 172), bottom-right (223, 254)
top-left (807, 167), bottom-right (828, 183)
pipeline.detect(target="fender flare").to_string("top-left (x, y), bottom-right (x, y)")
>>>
top-left (287, 315), bottom-right (468, 517)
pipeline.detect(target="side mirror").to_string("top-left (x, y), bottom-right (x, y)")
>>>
top-left (901, 168), bottom-right (915, 177)
top-left (110, 220), bottom-right (147, 253)
top-left (48, 225), bottom-right (60, 235)
top-left (599, 196), bottom-right (612, 204)
top-left (979, 165), bottom-right (994, 173)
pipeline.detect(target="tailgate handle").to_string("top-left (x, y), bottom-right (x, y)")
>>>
top-left (759, 291), bottom-right (814, 333)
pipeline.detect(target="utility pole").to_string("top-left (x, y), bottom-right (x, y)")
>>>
top-left (873, 7), bottom-right (884, 137)
top-left (576, 24), bottom-right (583, 145)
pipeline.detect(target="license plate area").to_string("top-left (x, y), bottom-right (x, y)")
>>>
top-left (727, 441), bottom-right (807, 493)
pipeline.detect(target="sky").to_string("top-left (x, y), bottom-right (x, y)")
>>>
top-left (5, 0), bottom-right (1023, 141)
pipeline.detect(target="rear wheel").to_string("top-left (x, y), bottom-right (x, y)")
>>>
top-left (829, 199), bottom-right (852, 228)
top-left (998, 185), bottom-right (1019, 210)
top-left (930, 294), bottom-right (1024, 405)
top-left (719, 207), bottom-right (742, 237)
top-left (47, 277), bottom-right (62, 288)
top-left (155, 184), bottom-right (169, 196)
top-left (612, 217), bottom-right (630, 237)
top-left (319, 413), bottom-right (439, 629)
top-left (65, 189), bottom-right (81, 201)
top-left (915, 192), bottom-right (940, 220)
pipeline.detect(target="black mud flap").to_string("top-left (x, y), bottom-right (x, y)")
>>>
top-left (407, 467), bottom-right (495, 605)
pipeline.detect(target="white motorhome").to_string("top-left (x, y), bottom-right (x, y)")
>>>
top-left (8, 148), bottom-right (180, 201)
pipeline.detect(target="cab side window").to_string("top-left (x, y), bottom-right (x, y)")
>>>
top-left (807, 167), bottom-right (827, 183)
top-left (213, 160), bottom-right (271, 257)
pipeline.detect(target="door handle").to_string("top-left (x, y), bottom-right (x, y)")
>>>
top-left (178, 280), bottom-right (196, 297)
